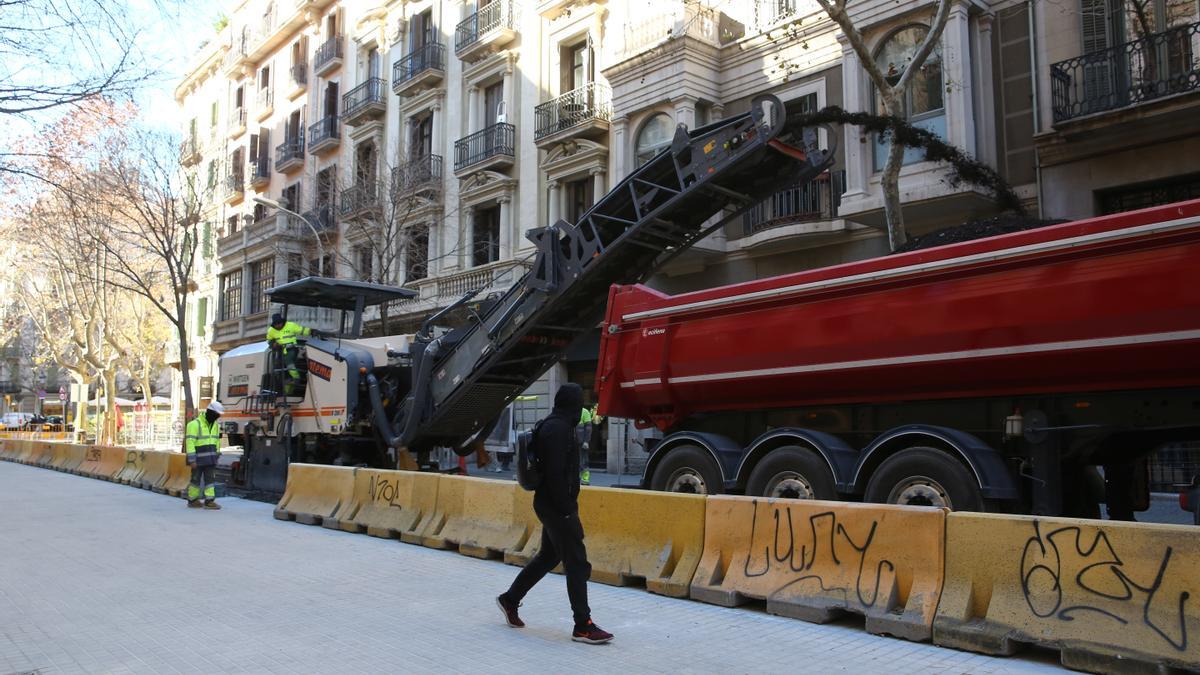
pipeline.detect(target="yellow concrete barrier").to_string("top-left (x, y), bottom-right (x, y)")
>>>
top-left (92, 446), bottom-right (127, 481)
top-left (138, 451), bottom-right (172, 491)
top-left (30, 442), bottom-right (54, 466)
top-left (934, 512), bottom-right (1200, 673)
top-left (272, 464), bottom-right (356, 526)
top-left (161, 452), bottom-right (191, 497)
top-left (0, 439), bottom-right (12, 460)
top-left (690, 497), bottom-right (945, 642)
top-left (76, 445), bottom-right (105, 476)
top-left (329, 469), bottom-right (441, 540)
top-left (113, 449), bottom-right (147, 485)
top-left (416, 475), bottom-right (538, 559)
top-left (14, 440), bottom-right (37, 464)
top-left (58, 444), bottom-right (88, 473)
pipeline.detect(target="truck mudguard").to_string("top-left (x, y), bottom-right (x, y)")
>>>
top-left (739, 428), bottom-right (860, 492)
top-left (643, 431), bottom-right (746, 491)
top-left (852, 425), bottom-right (1019, 500)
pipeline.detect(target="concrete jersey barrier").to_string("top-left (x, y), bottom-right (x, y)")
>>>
top-left (137, 451), bottom-right (172, 491)
top-left (331, 469), bottom-right (440, 541)
top-left (114, 450), bottom-right (147, 484)
top-left (416, 475), bottom-right (538, 560)
top-left (934, 511), bottom-right (1200, 673)
top-left (691, 496), bottom-right (946, 642)
top-left (273, 464), bottom-right (356, 526)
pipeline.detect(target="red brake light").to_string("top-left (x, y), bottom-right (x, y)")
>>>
top-left (1181, 491), bottom-right (1190, 511)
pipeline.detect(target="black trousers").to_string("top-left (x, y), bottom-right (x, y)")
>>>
top-left (505, 501), bottom-right (592, 626)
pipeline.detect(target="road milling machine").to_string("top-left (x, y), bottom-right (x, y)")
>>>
top-left (216, 94), bottom-right (837, 494)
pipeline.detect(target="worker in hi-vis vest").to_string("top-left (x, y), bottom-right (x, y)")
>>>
top-left (267, 313), bottom-right (324, 394)
top-left (185, 401), bottom-right (224, 509)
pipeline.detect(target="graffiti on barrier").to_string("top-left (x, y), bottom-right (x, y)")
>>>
top-left (124, 450), bottom-right (145, 468)
top-left (1020, 520), bottom-right (1190, 651)
top-left (85, 447), bottom-right (102, 461)
top-left (367, 474), bottom-right (404, 510)
top-left (743, 500), bottom-right (896, 608)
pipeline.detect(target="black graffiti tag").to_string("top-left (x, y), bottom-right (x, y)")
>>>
top-left (1020, 520), bottom-right (1190, 651)
top-left (743, 500), bottom-right (896, 608)
top-left (368, 475), bottom-right (404, 510)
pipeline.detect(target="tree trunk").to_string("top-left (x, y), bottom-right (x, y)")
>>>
top-left (880, 95), bottom-right (909, 251)
top-left (103, 369), bottom-right (118, 445)
top-left (70, 371), bottom-right (88, 434)
top-left (176, 314), bottom-right (194, 416)
top-left (138, 372), bottom-right (155, 444)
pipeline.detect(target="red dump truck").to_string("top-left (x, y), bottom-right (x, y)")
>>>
top-left (596, 199), bottom-right (1200, 518)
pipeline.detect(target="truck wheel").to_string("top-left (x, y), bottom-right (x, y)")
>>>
top-left (865, 447), bottom-right (983, 511)
top-left (747, 446), bottom-right (836, 500)
top-left (650, 445), bottom-right (723, 495)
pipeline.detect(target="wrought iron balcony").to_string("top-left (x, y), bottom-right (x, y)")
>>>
top-left (455, 0), bottom-right (517, 61)
top-left (288, 62), bottom-right (307, 99)
top-left (742, 170), bottom-right (846, 237)
top-left (180, 137), bottom-right (201, 166)
top-left (392, 43), bottom-right (446, 95)
top-left (338, 182), bottom-right (380, 218)
top-left (392, 154), bottom-right (443, 197)
top-left (308, 115), bottom-right (341, 155)
top-left (314, 35), bottom-right (344, 76)
top-left (534, 82), bottom-right (612, 144)
top-left (248, 158), bottom-right (271, 188)
top-left (224, 171), bottom-right (245, 204)
top-left (275, 136), bottom-right (305, 173)
top-left (454, 122), bottom-right (515, 174)
top-left (228, 107), bottom-right (247, 137)
top-left (0, 380), bottom-right (20, 394)
top-left (342, 77), bottom-right (387, 126)
top-left (300, 202), bottom-right (337, 236)
top-left (1051, 20), bottom-right (1200, 123)
top-left (255, 87), bottom-right (275, 121)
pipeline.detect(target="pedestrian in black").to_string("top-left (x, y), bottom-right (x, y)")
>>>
top-left (496, 383), bottom-right (614, 644)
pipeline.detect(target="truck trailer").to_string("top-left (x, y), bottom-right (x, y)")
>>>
top-left (597, 199), bottom-right (1200, 518)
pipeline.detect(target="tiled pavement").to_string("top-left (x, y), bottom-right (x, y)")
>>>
top-left (0, 461), bottom-right (1067, 674)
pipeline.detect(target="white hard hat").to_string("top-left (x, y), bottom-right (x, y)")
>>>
top-left (207, 401), bottom-right (226, 415)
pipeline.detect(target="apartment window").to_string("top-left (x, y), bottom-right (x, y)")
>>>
top-left (235, 85), bottom-right (244, 110)
top-left (252, 202), bottom-right (269, 223)
top-left (472, 206), bottom-right (500, 266)
top-left (201, 222), bottom-right (212, 259)
top-left (565, 178), bottom-right (594, 224)
top-left (355, 245), bottom-right (374, 282)
top-left (259, 66), bottom-right (271, 92)
top-left (316, 165), bottom-right (337, 207)
top-left (411, 9), bottom-right (433, 49)
top-left (281, 182), bottom-right (301, 211)
top-left (355, 141), bottom-right (377, 185)
top-left (872, 25), bottom-right (945, 171)
top-left (220, 270), bottom-right (243, 320)
top-left (405, 225), bottom-right (429, 283)
top-left (287, 253), bottom-right (304, 282)
top-left (310, 254), bottom-right (334, 278)
top-left (249, 257), bottom-right (274, 314)
top-left (226, 215), bottom-right (239, 237)
top-left (484, 81), bottom-right (503, 127)
top-left (206, 160), bottom-right (217, 190)
top-left (410, 114), bottom-right (433, 159)
top-left (323, 81), bottom-right (339, 118)
top-left (635, 113), bottom-right (673, 167)
top-left (286, 109), bottom-right (302, 142)
top-left (209, 101), bottom-right (219, 133)
top-left (562, 39), bottom-right (593, 93)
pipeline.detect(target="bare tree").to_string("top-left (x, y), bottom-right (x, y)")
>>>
top-left (91, 128), bottom-right (204, 416)
top-left (814, 0), bottom-right (953, 250)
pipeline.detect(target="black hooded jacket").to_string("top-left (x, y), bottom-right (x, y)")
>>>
top-left (534, 383), bottom-right (584, 516)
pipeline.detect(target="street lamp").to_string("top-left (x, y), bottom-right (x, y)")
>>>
top-left (252, 196), bottom-right (326, 277)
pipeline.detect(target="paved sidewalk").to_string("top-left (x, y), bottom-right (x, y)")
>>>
top-left (0, 461), bottom-right (1065, 675)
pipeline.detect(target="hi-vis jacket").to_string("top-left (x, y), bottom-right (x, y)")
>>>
top-left (266, 321), bottom-right (311, 347)
top-left (185, 416), bottom-right (221, 467)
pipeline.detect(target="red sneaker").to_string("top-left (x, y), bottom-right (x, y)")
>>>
top-left (572, 620), bottom-right (613, 644)
top-left (496, 594), bottom-right (524, 628)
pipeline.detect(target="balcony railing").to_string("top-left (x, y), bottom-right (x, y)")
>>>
top-left (342, 77), bottom-right (387, 124)
top-left (300, 202), bottom-right (337, 234)
top-left (224, 172), bottom-right (245, 202)
top-left (275, 136), bottom-right (305, 171)
top-left (455, 0), bottom-right (515, 55)
top-left (180, 137), bottom-right (201, 165)
top-left (454, 122), bottom-right (515, 172)
top-left (228, 107), bottom-right (246, 132)
top-left (742, 170), bottom-right (846, 236)
top-left (289, 63), bottom-right (307, 89)
top-left (338, 182), bottom-right (380, 217)
top-left (248, 158), bottom-right (270, 187)
top-left (392, 43), bottom-right (446, 91)
top-left (256, 88), bottom-right (274, 119)
top-left (534, 82), bottom-right (612, 140)
top-left (1051, 20), bottom-right (1200, 123)
top-left (392, 154), bottom-right (443, 195)
top-left (308, 115), bottom-right (341, 153)
top-left (314, 36), bottom-right (344, 74)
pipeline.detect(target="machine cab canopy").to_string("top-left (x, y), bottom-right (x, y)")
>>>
top-left (267, 276), bottom-right (417, 339)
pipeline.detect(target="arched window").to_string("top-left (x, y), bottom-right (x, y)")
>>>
top-left (635, 113), bottom-right (674, 167)
top-left (872, 25), bottom-right (946, 171)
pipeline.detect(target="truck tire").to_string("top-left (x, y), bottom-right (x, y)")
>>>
top-left (746, 446), bottom-right (836, 500)
top-left (650, 445), bottom-right (724, 495)
top-left (864, 447), bottom-right (983, 512)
